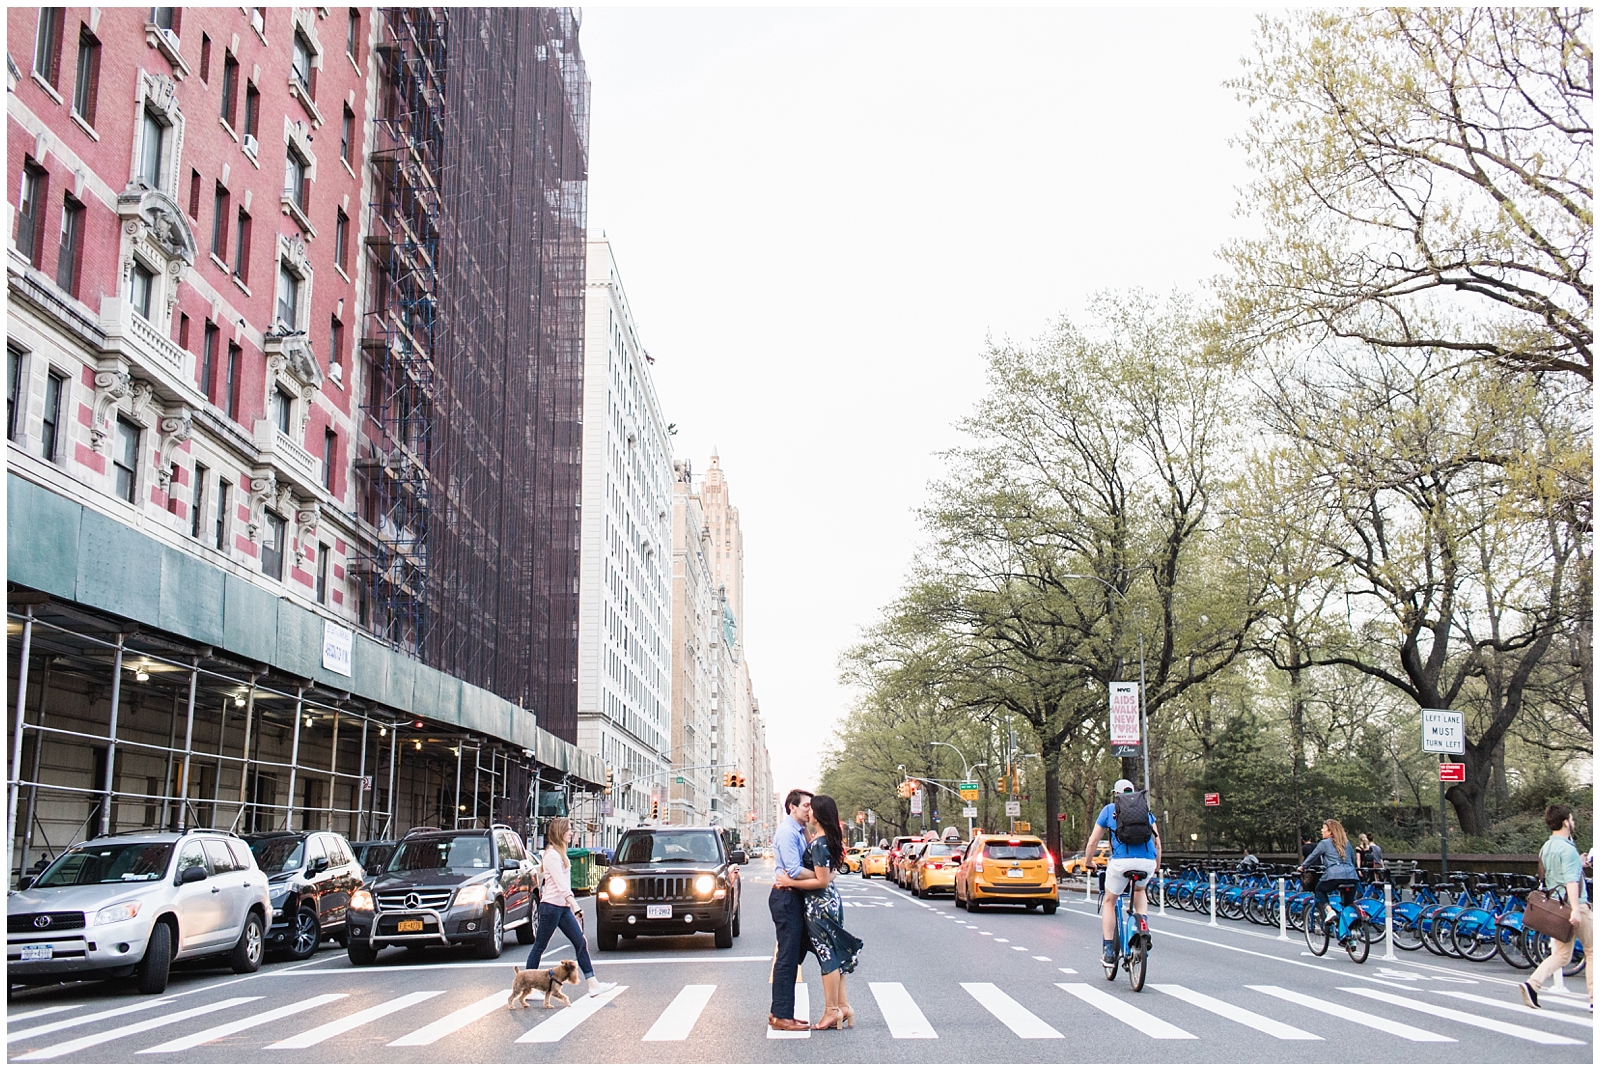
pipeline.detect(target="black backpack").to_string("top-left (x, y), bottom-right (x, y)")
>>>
top-left (1112, 790), bottom-right (1153, 846)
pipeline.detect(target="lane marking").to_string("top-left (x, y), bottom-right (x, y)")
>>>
top-left (5, 1006), bottom-right (84, 1025)
top-left (1431, 989), bottom-right (1594, 1027)
top-left (391, 989), bottom-right (514, 1046)
top-left (642, 984), bottom-right (716, 1042)
top-left (295, 954), bottom-right (772, 974)
top-left (1341, 987), bottom-right (1585, 1046)
top-left (517, 985), bottom-right (628, 1043)
top-left (868, 982), bottom-right (937, 1039)
top-left (1058, 968), bottom-right (1078, 975)
top-left (140, 993), bottom-right (348, 1053)
top-left (1149, 984), bottom-right (1320, 1040)
top-left (6, 998), bottom-right (173, 1043)
top-left (1012, 946), bottom-right (1029, 951)
top-left (1033, 956), bottom-right (1052, 962)
top-left (266, 990), bottom-right (442, 1049)
top-left (961, 982), bottom-right (1062, 1038)
top-left (1057, 983), bottom-right (1196, 1039)
top-left (765, 982), bottom-right (811, 1039)
top-left (1248, 985), bottom-right (1454, 1042)
top-left (14, 997), bottom-right (259, 1062)
top-left (993, 937), bottom-right (1009, 942)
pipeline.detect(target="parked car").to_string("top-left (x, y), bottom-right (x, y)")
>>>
top-left (344, 825), bottom-right (536, 965)
top-left (595, 826), bottom-right (743, 950)
top-left (246, 831), bottom-right (365, 960)
top-left (350, 840), bottom-right (398, 875)
top-left (7, 829), bottom-right (269, 993)
top-left (1062, 844), bottom-right (1110, 875)
top-left (859, 847), bottom-right (890, 878)
top-left (910, 841), bottom-right (962, 898)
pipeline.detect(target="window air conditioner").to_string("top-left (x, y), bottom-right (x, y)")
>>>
top-left (158, 27), bottom-right (181, 53)
top-left (242, 133), bottom-right (259, 156)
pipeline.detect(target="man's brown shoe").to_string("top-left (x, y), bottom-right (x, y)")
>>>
top-left (768, 1015), bottom-right (808, 1031)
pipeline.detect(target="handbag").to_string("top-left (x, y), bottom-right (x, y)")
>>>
top-left (1524, 859), bottom-right (1575, 943)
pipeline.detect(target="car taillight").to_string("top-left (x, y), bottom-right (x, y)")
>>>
top-left (1046, 850), bottom-right (1056, 869)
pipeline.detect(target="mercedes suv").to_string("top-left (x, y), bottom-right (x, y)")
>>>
top-left (595, 826), bottom-right (743, 950)
top-left (344, 825), bottom-right (536, 964)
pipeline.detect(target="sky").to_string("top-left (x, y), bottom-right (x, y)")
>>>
top-left (577, 6), bottom-right (1265, 806)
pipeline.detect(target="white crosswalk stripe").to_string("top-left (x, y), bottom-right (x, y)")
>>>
top-left (5, 1006), bottom-right (83, 1025)
top-left (13, 997), bottom-right (259, 1062)
top-left (6, 998), bottom-right (173, 1043)
top-left (868, 982), bottom-right (937, 1039)
top-left (1248, 985), bottom-right (1455, 1042)
top-left (1432, 989), bottom-right (1594, 1028)
top-left (140, 994), bottom-right (349, 1053)
top-left (1057, 983), bottom-right (1196, 1039)
top-left (265, 990), bottom-right (442, 1049)
top-left (517, 985), bottom-right (628, 1043)
top-left (766, 982), bottom-right (811, 1038)
top-left (390, 990), bottom-right (513, 1047)
top-left (1149, 984), bottom-right (1321, 1040)
top-left (961, 982), bottom-right (1062, 1038)
top-left (643, 985), bottom-right (716, 1041)
top-left (1341, 988), bottom-right (1585, 1046)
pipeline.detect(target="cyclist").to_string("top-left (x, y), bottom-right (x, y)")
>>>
top-left (1296, 818), bottom-right (1360, 942)
top-left (1083, 778), bottom-right (1162, 968)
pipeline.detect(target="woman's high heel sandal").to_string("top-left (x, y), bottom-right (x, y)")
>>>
top-left (838, 1005), bottom-right (855, 1029)
top-left (814, 1007), bottom-right (843, 1031)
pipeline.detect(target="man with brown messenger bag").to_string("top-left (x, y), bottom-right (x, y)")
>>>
top-left (1520, 803), bottom-right (1592, 1011)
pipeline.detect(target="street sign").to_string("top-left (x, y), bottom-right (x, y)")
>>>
top-left (910, 790), bottom-right (923, 816)
top-left (959, 781), bottom-right (980, 801)
top-left (1005, 800), bottom-right (1021, 817)
top-left (1014, 821), bottom-right (1031, 832)
top-left (961, 806), bottom-right (977, 818)
top-left (1421, 709), bottom-right (1466, 754)
top-left (674, 776), bottom-right (685, 784)
top-left (1110, 682), bottom-right (1141, 746)
top-left (1111, 744), bottom-right (1142, 758)
top-left (866, 809), bottom-right (875, 824)
top-left (1439, 763), bottom-right (1466, 783)
top-left (1204, 792), bottom-right (1220, 807)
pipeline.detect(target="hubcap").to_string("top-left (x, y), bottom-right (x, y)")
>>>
top-left (293, 911), bottom-right (318, 954)
top-left (246, 920), bottom-right (263, 963)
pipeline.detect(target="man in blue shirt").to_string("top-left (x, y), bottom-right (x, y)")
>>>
top-left (1082, 778), bottom-right (1161, 968)
top-left (1521, 803), bottom-right (1592, 1010)
top-left (768, 789), bottom-right (813, 1031)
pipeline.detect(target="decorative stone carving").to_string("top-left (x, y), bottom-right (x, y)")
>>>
top-left (154, 408), bottom-right (193, 489)
top-left (244, 472), bottom-right (280, 541)
top-left (127, 378), bottom-right (157, 424)
top-left (90, 368), bottom-right (132, 451)
top-left (116, 186), bottom-right (197, 320)
top-left (142, 71), bottom-right (180, 123)
top-left (292, 504), bottom-right (321, 566)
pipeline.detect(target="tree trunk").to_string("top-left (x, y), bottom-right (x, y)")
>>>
top-left (1043, 740), bottom-right (1063, 872)
top-left (1445, 744), bottom-right (1491, 837)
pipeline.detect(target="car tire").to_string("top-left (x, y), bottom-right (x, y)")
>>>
top-left (1043, 900), bottom-right (1058, 915)
top-left (135, 921), bottom-right (173, 994)
top-left (475, 904), bottom-right (504, 960)
top-left (713, 916), bottom-right (734, 949)
top-left (333, 926), bottom-right (349, 948)
top-left (515, 914), bottom-right (536, 944)
top-left (229, 911), bottom-right (265, 974)
top-left (347, 941), bottom-right (379, 966)
top-left (731, 906), bottom-right (741, 937)
top-left (597, 924), bottom-right (619, 952)
top-left (954, 886), bottom-right (965, 909)
top-left (288, 906), bottom-right (321, 960)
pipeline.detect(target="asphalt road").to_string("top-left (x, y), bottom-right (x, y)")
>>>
top-left (6, 870), bottom-right (1593, 1063)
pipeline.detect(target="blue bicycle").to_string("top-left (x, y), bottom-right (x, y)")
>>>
top-left (1099, 867), bottom-right (1153, 991)
top-left (1302, 881), bottom-right (1373, 963)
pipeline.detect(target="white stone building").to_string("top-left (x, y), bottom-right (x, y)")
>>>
top-left (670, 462), bottom-right (716, 824)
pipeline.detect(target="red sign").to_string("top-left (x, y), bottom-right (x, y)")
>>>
top-left (1439, 763), bottom-right (1466, 783)
top-left (1204, 792), bottom-right (1220, 807)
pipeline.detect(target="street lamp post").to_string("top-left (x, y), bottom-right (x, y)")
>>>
top-left (930, 740), bottom-right (981, 836)
top-left (1064, 574), bottom-right (1150, 794)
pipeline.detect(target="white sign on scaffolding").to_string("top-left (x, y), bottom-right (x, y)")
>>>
top-left (1110, 682), bottom-right (1140, 746)
top-left (323, 621), bottom-right (353, 676)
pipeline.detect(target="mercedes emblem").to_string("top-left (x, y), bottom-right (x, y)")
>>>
top-left (405, 893), bottom-right (421, 909)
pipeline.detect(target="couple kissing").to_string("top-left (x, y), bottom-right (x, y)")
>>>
top-left (767, 790), bottom-right (864, 1032)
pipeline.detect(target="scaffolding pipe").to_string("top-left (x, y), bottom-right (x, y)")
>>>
top-left (328, 710), bottom-right (341, 830)
top-left (236, 674), bottom-right (259, 813)
top-left (99, 634), bottom-right (126, 837)
top-left (22, 658), bottom-right (50, 868)
top-left (454, 745), bottom-right (463, 828)
top-left (356, 716), bottom-right (369, 841)
top-left (176, 660), bottom-right (199, 830)
top-left (161, 693), bottom-right (178, 830)
top-left (283, 687), bottom-right (307, 831)
top-left (386, 723), bottom-right (398, 839)
top-left (8, 606), bottom-right (35, 863)
top-left (213, 696), bottom-right (228, 825)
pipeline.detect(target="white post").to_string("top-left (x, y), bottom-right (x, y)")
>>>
top-left (1208, 871), bottom-right (1218, 927)
top-left (1159, 868), bottom-right (1167, 915)
top-left (1278, 877), bottom-right (1289, 941)
top-left (1085, 869), bottom-right (1093, 902)
top-left (1382, 883), bottom-right (1398, 960)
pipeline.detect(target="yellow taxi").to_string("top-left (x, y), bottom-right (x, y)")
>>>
top-left (910, 841), bottom-right (962, 898)
top-left (954, 834), bottom-right (1058, 913)
top-left (893, 841), bottom-right (930, 887)
top-left (859, 847), bottom-right (889, 878)
top-left (1062, 844), bottom-right (1110, 875)
top-left (844, 846), bottom-right (866, 873)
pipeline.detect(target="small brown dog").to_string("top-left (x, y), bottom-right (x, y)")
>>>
top-left (508, 959), bottom-right (582, 1010)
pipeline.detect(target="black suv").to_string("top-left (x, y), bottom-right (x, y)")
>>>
top-left (246, 830), bottom-right (365, 960)
top-left (344, 825), bottom-right (536, 964)
top-left (596, 826), bottom-right (744, 950)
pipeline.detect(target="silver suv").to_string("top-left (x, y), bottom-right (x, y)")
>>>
top-left (7, 829), bottom-right (271, 993)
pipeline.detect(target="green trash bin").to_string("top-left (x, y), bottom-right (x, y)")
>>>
top-left (567, 847), bottom-right (594, 894)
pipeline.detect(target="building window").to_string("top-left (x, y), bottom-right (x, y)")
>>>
top-left (284, 149), bottom-right (307, 211)
top-left (340, 105), bottom-right (354, 163)
top-left (72, 27), bottom-right (100, 125)
top-left (150, 8), bottom-right (176, 32)
top-left (55, 194), bottom-right (83, 295)
top-left (329, 316), bottom-right (344, 370)
top-left (33, 8), bottom-right (64, 88)
top-left (261, 510), bottom-right (286, 580)
top-left (323, 427), bottom-right (336, 488)
top-left (221, 52), bottom-right (238, 127)
top-left (346, 9), bottom-right (360, 62)
top-left (178, 313), bottom-right (190, 349)
top-left (113, 416), bottom-right (141, 502)
top-left (276, 262), bottom-right (300, 328)
top-left (6, 347), bottom-right (23, 442)
top-left (187, 168), bottom-right (201, 218)
top-left (41, 369), bottom-right (64, 462)
top-left (15, 161), bottom-right (47, 268)
top-left (234, 209), bottom-right (252, 283)
top-left (130, 263), bottom-right (156, 319)
top-left (244, 81), bottom-right (260, 139)
top-left (215, 478), bottom-right (231, 550)
top-left (138, 107), bottom-right (166, 189)
top-left (272, 385), bottom-right (293, 435)
top-left (198, 33), bottom-right (211, 83)
top-left (201, 320), bottom-right (218, 400)
top-left (316, 542), bottom-right (330, 604)
top-left (291, 31), bottom-right (313, 95)
top-left (334, 209), bottom-right (349, 269)
top-left (210, 184), bottom-right (229, 259)
top-left (225, 341), bottom-right (242, 421)
top-left (191, 462), bottom-right (207, 537)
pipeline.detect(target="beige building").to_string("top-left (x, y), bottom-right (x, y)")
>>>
top-left (669, 461), bottom-right (716, 824)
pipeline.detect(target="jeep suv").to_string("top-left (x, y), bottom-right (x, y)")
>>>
top-left (344, 826), bottom-right (535, 964)
top-left (246, 830), bottom-right (364, 959)
top-left (6, 829), bottom-right (270, 993)
top-left (595, 826), bottom-right (743, 950)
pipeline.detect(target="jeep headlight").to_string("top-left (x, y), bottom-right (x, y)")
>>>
top-left (455, 884), bottom-right (489, 906)
top-left (93, 901), bottom-right (141, 926)
top-left (350, 889), bottom-right (375, 912)
top-left (607, 876), bottom-right (627, 898)
top-left (694, 873), bottom-right (716, 896)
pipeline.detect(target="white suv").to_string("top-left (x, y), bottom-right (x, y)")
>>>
top-left (7, 829), bottom-right (271, 993)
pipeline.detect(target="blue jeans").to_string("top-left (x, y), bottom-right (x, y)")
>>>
top-left (1314, 879), bottom-right (1354, 936)
top-left (523, 901), bottom-right (595, 977)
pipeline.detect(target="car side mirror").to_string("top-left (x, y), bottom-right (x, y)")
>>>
top-left (729, 850), bottom-right (747, 864)
top-left (367, 862), bottom-right (384, 875)
top-left (180, 865), bottom-right (208, 885)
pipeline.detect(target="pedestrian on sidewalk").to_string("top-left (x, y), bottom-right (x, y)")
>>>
top-left (522, 817), bottom-right (616, 999)
top-left (1521, 804), bottom-right (1593, 1011)
top-left (774, 794), bottom-right (863, 1029)
top-left (767, 789), bottom-right (814, 1032)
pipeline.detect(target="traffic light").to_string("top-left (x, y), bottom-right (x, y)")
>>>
top-left (604, 767), bottom-right (614, 796)
top-left (722, 772), bottom-right (733, 788)
top-left (997, 773), bottom-right (1008, 794)
top-left (650, 797), bottom-right (660, 820)
top-left (734, 773), bottom-right (746, 788)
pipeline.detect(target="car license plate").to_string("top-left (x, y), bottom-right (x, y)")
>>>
top-left (20, 944), bottom-right (53, 961)
top-left (1007, 868), bottom-right (1025, 878)
top-left (397, 918), bottom-right (424, 933)
top-left (647, 904), bottom-right (672, 920)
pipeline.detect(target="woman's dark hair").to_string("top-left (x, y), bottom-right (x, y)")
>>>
top-left (810, 795), bottom-right (846, 872)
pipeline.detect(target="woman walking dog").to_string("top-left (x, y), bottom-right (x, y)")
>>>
top-left (521, 817), bottom-right (616, 999)
top-left (773, 794), bottom-right (863, 1029)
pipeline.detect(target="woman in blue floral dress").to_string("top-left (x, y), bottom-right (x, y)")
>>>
top-left (774, 794), bottom-right (863, 1028)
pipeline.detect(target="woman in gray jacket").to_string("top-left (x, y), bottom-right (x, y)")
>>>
top-left (1298, 819), bottom-right (1361, 924)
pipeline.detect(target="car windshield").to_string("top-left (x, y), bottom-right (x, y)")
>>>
top-left (986, 842), bottom-right (1044, 860)
top-left (616, 831), bottom-right (722, 864)
top-left (922, 844), bottom-right (955, 858)
top-left (250, 838), bottom-right (305, 876)
top-left (35, 843), bottom-right (173, 886)
top-left (390, 835), bottom-right (493, 872)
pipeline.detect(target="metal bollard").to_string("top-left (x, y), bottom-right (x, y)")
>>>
top-left (1277, 877), bottom-right (1289, 941)
top-left (1208, 871), bottom-right (1219, 927)
top-left (1085, 869), bottom-right (1094, 902)
top-left (1381, 883), bottom-right (1398, 960)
